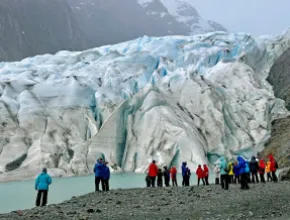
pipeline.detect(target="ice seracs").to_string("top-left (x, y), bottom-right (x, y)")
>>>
top-left (0, 31), bottom-right (290, 181)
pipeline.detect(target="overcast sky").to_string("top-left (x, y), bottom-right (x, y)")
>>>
top-left (189, 0), bottom-right (290, 36)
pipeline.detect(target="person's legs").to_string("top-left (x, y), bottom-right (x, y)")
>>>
top-left (101, 177), bottom-right (105, 191)
top-left (251, 172), bottom-right (255, 183)
top-left (197, 178), bottom-right (200, 186)
top-left (255, 172), bottom-right (259, 183)
top-left (272, 171), bottom-right (278, 182)
top-left (242, 173), bottom-right (249, 189)
top-left (95, 177), bottom-right (101, 191)
top-left (41, 190), bottom-right (48, 206)
top-left (240, 174), bottom-right (244, 189)
top-left (202, 178), bottom-right (205, 185)
top-left (267, 173), bottom-right (272, 181)
top-left (104, 179), bottom-right (109, 191)
top-left (260, 174), bottom-right (265, 183)
top-left (244, 174), bottom-right (250, 189)
top-left (174, 179), bottom-right (178, 186)
top-left (36, 190), bottom-right (42, 207)
top-left (205, 176), bottom-right (209, 185)
top-left (224, 175), bottom-right (229, 190)
top-left (221, 175), bottom-right (225, 189)
top-left (152, 177), bottom-right (156, 187)
top-left (166, 177), bottom-right (170, 186)
top-left (230, 175), bottom-right (234, 184)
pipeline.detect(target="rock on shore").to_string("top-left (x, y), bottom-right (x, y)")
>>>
top-left (1, 182), bottom-right (290, 220)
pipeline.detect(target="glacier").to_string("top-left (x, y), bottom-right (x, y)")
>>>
top-left (0, 31), bottom-right (290, 181)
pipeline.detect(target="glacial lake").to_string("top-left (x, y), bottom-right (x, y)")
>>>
top-left (0, 173), bottom-right (214, 214)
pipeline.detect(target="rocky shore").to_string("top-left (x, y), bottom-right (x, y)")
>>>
top-left (1, 182), bottom-right (290, 220)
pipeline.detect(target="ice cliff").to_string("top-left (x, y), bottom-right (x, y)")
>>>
top-left (0, 31), bottom-right (290, 181)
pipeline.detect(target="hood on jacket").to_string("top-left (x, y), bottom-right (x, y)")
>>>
top-left (237, 156), bottom-right (246, 163)
top-left (268, 154), bottom-right (275, 162)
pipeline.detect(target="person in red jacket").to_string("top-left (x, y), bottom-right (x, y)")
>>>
top-left (268, 154), bottom-right (278, 182)
top-left (148, 160), bottom-right (158, 187)
top-left (203, 164), bottom-right (209, 185)
top-left (170, 166), bottom-right (178, 186)
top-left (258, 159), bottom-right (266, 183)
top-left (196, 165), bottom-right (205, 186)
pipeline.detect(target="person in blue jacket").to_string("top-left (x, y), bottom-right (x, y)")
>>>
top-left (103, 161), bottom-right (110, 191)
top-left (219, 157), bottom-right (229, 190)
top-left (35, 168), bottom-right (52, 207)
top-left (181, 162), bottom-right (188, 186)
top-left (94, 157), bottom-right (105, 191)
top-left (233, 161), bottom-right (240, 184)
top-left (237, 156), bottom-right (249, 190)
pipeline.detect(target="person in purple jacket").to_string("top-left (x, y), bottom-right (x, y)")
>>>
top-left (233, 161), bottom-right (240, 184)
top-left (103, 161), bottom-right (110, 191)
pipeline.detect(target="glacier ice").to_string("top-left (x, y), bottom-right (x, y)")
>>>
top-left (0, 31), bottom-right (290, 181)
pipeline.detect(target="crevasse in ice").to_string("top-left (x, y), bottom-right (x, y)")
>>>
top-left (0, 31), bottom-right (290, 181)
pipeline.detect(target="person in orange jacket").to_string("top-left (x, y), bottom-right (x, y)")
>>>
top-left (258, 159), bottom-right (266, 183)
top-left (265, 159), bottom-right (272, 182)
top-left (148, 160), bottom-right (158, 187)
top-left (196, 165), bottom-right (205, 186)
top-left (170, 166), bottom-right (178, 186)
top-left (203, 164), bottom-right (209, 185)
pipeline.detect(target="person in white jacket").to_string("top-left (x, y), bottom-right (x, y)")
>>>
top-left (214, 164), bottom-right (220, 185)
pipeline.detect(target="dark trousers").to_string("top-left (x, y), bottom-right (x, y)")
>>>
top-left (172, 179), bottom-right (178, 186)
top-left (267, 172), bottom-right (272, 181)
top-left (197, 178), bottom-right (205, 186)
top-left (221, 174), bottom-right (229, 190)
top-left (229, 175), bottom-right (234, 184)
top-left (157, 178), bottom-right (163, 187)
top-left (185, 176), bottom-right (190, 186)
top-left (234, 175), bottom-right (240, 184)
top-left (215, 177), bottom-right (220, 185)
top-left (251, 171), bottom-right (259, 183)
top-left (104, 179), bottom-right (110, 191)
top-left (240, 173), bottom-right (249, 190)
top-left (36, 190), bottom-right (48, 207)
top-left (272, 171), bottom-right (278, 182)
top-left (182, 176), bottom-right (186, 186)
top-left (204, 176), bottom-right (209, 185)
top-left (247, 173), bottom-right (251, 183)
top-left (150, 176), bottom-right (156, 187)
top-left (164, 177), bottom-right (170, 187)
top-left (259, 173), bottom-right (265, 183)
top-left (95, 177), bottom-right (105, 191)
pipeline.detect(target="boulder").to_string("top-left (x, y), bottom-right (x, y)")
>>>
top-left (279, 167), bottom-right (290, 181)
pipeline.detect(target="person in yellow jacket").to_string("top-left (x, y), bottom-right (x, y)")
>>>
top-left (228, 162), bottom-right (234, 183)
top-left (266, 160), bottom-right (273, 182)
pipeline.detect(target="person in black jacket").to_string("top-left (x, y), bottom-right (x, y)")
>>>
top-left (163, 166), bottom-right (170, 187)
top-left (249, 156), bottom-right (259, 183)
top-left (157, 169), bottom-right (163, 187)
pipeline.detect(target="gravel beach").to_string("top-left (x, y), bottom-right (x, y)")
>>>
top-left (1, 182), bottom-right (290, 220)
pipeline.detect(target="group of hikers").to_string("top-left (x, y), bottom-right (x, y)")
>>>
top-left (145, 154), bottom-right (279, 190)
top-left (33, 154), bottom-right (278, 207)
top-left (145, 160), bottom-right (210, 187)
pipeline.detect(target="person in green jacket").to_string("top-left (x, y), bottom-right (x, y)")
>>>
top-left (35, 168), bottom-right (52, 207)
top-left (219, 157), bottom-right (229, 190)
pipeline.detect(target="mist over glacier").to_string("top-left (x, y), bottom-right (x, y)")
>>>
top-left (0, 31), bottom-right (290, 181)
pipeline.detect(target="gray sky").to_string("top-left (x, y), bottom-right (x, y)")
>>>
top-left (189, 0), bottom-right (290, 36)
